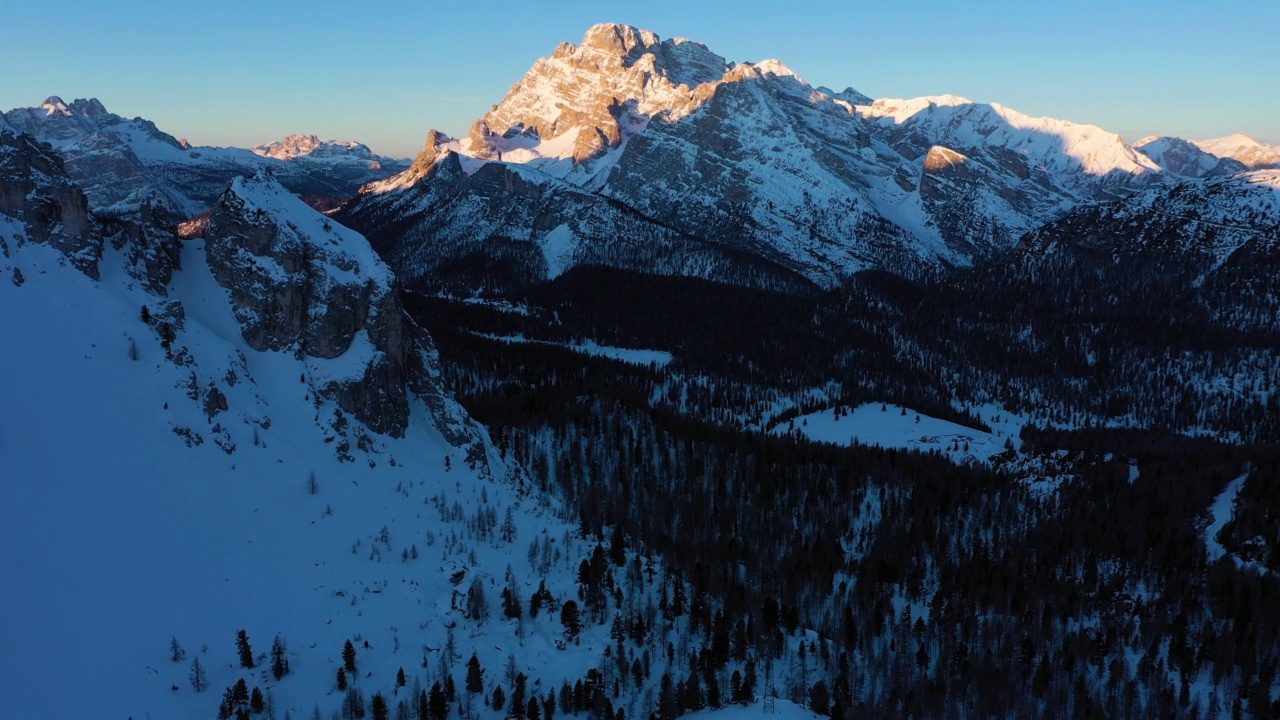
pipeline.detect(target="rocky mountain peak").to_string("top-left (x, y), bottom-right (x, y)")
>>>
top-left (580, 22), bottom-right (659, 55)
top-left (471, 24), bottom-right (729, 164)
top-left (251, 134), bottom-right (325, 160)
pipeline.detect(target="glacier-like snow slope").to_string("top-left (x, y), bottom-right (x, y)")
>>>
top-left (0, 217), bottom-right (621, 719)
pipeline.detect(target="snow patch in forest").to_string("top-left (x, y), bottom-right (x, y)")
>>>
top-left (475, 332), bottom-right (673, 367)
top-left (775, 402), bottom-right (1018, 464)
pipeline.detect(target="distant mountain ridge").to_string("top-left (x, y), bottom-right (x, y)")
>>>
top-left (1, 97), bottom-right (408, 218)
top-left (339, 23), bottom-right (1206, 290)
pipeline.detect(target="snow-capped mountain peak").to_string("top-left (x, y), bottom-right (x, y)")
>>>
top-left (40, 95), bottom-right (72, 115)
top-left (1133, 134), bottom-right (1246, 178)
top-left (1193, 132), bottom-right (1280, 169)
top-left (345, 24), bottom-right (1179, 290)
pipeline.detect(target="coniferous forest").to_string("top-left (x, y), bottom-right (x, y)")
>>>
top-left (400, 250), bottom-right (1280, 719)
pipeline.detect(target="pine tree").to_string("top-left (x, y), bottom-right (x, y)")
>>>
top-left (466, 578), bottom-right (490, 624)
top-left (466, 654), bottom-right (485, 695)
top-left (237, 630), bottom-right (255, 669)
top-left (397, 666), bottom-right (407, 688)
top-left (428, 682), bottom-right (448, 720)
top-left (492, 686), bottom-right (506, 712)
top-left (344, 639), bottom-right (358, 673)
top-left (170, 635), bottom-right (186, 663)
top-left (337, 667), bottom-right (349, 691)
top-left (371, 693), bottom-right (390, 720)
top-left (271, 634), bottom-right (290, 680)
top-left (501, 508), bottom-right (518, 544)
top-left (190, 656), bottom-right (209, 692)
top-left (251, 687), bottom-right (266, 714)
top-left (560, 600), bottom-right (582, 639)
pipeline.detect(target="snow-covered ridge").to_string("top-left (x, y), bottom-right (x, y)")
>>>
top-left (225, 172), bottom-right (392, 285)
top-left (2, 97), bottom-right (407, 216)
top-left (1193, 132), bottom-right (1280, 169)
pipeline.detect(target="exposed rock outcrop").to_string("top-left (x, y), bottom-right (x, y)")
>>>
top-left (203, 171), bottom-right (495, 463)
top-left (0, 123), bottom-right (100, 275)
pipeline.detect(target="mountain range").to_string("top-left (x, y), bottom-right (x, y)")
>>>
top-left (3, 21), bottom-right (1279, 720)
top-left (337, 22), bottom-right (1279, 292)
top-left (2, 97), bottom-right (409, 218)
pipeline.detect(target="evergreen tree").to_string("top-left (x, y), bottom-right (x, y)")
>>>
top-left (337, 667), bottom-right (349, 691)
top-left (492, 685), bottom-right (505, 712)
top-left (466, 654), bottom-right (485, 695)
top-left (170, 635), bottom-right (186, 663)
top-left (397, 667), bottom-right (407, 688)
top-left (428, 682), bottom-right (448, 720)
top-left (418, 690), bottom-right (430, 720)
top-left (237, 630), bottom-right (255, 669)
top-left (344, 639), bottom-right (358, 673)
top-left (501, 507), bottom-right (518, 544)
top-left (271, 634), bottom-right (290, 680)
top-left (466, 578), bottom-right (490, 624)
top-left (560, 600), bottom-right (582, 639)
top-left (371, 693), bottom-right (390, 720)
top-left (251, 687), bottom-right (266, 714)
top-left (190, 656), bottom-right (209, 693)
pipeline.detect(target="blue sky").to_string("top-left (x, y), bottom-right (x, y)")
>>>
top-left (4, 0), bottom-right (1277, 158)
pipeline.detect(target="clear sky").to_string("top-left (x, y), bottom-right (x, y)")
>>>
top-left (3, 0), bottom-right (1277, 159)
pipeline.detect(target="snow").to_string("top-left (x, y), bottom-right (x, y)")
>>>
top-left (775, 402), bottom-right (1020, 464)
top-left (475, 333), bottom-right (673, 367)
top-left (685, 699), bottom-right (822, 720)
top-left (230, 173), bottom-right (393, 285)
top-left (1203, 469), bottom-right (1271, 576)
top-left (1194, 133), bottom-right (1280, 168)
top-left (0, 219), bottom-right (615, 720)
top-left (538, 224), bottom-right (576, 278)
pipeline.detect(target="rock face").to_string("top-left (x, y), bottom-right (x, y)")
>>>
top-left (0, 122), bottom-right (100, 275)
top-left (2, 98), bottom-right (407, 217)
top-left (343, 23), bottom-right (1170, 290)
top-left (202, 172), bottom-right (490, 453)
top-left (0, 122), bottom-right (183, 291)
top-left (204, 172), bottom-right (411, 434)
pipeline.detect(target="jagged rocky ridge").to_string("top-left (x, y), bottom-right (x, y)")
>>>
top-left (340, 23), bottom-right (1172, 290)
top-left (2, 97), bottom-right (408, 219)
top-left (1, 116), bottom-right (485, 459)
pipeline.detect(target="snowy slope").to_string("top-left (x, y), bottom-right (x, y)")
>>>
top-left (1193, 133), bottom-right (1280, 170)
top-left (1134, 135), bottom-right (1245, 178)
top-left (773, 402), bottom-right (1023, 465)
top-left (350, 24), bottom-right (1174, 290)
top-left (2, 98), bottom-right (406, 217)
top-left (0, 174), bottom-right (637, 719)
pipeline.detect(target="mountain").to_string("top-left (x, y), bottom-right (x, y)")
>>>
top-left (253, 132), bottom-right (410, 191)
top-left (2, 97), bottom-right (407, 218)
top-left (0, 135), bottom-right (636, 719)
top-left (1015, 168), bottom-right (1280, 333)
top-left (340, 23), bottom-right (1165, 291)
top-left (1193, 132), bottom-right (1280, 170)
top-left (1133, 134), bottom-right (1246, 177)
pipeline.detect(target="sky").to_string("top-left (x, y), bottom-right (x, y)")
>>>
top-left (3, 0), bottom-right (1277, 159)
